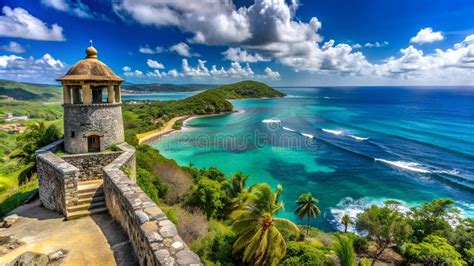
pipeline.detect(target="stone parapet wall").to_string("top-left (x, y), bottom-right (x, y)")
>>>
top-left (103, 143), bottom-right (201, 265)
top-left (36, 140), bottom-right (79, 215)
top-left (62, 152), bottom-right (122, 181)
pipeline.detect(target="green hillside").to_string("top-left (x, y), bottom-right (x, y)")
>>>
top-left (210, 80), bottom-right (286, 99)
top-left (0, 79), bottom-right (61, 102)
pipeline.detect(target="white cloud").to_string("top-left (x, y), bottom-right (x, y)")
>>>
top-left (182, 59), bottom-right (210, 76)
top-left (0, 6), bottom-right (65, 41)
top-left (41, 0), bottom-right (110, 21)
top-left (351, 43), bottom-right (362, 49)
top-left (122, 66), bottom-right (131, 72)
top-left (41, 0), bottom-right (69, 11)
top-left (0, 53), bottom-right (66, 82)
top-left (139, 45), bottom-right (163, 54)
top-left (146, 59), bottom-right (165, 69)
top-left (369, 34), bottom-right (474, 81)
top-left (410, 27), bottom-right (444, 44)
top-left (170, 42), bottom-right (199, 57)
top-left (113, 0), bottom-right (321, 46)
top-left (223, 47), bottom-right (269, 63)
top-left (263, 67), bottom-right (280, 79)
top-left (0, 41), bottom-right (26, 53)
top-left (364, 41), bottom-right (389, 48)
top-left (35, 53), bottom-right (65, 70)
top-left (123, 69), bottom-right (144, 77)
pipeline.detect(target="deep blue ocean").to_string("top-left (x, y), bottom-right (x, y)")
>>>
top-left (148, 87), bottom-right (474, 232)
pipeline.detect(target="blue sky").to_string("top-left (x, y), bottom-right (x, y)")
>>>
top-left (1, 0), bottom-right (474, 86)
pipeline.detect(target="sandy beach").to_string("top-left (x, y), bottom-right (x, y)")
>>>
top-left (137, 115), bottom-right (191, 144)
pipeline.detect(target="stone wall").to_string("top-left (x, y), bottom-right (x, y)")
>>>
top-left (63, 103), bottom-right (125, 154)
top-left (62, 152), bottom-right (122, 181)
top-left (36, 140), bottom-right (79, 215)
top-left (103, 143), bottom-right (201, 265)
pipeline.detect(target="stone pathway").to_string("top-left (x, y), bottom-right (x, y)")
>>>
top-left (0, 199), bottom-right (138, 265)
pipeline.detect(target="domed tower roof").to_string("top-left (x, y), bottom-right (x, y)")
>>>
top-left (57, 41), bottom-right (123, 82)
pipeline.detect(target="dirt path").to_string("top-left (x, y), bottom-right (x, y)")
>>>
top-left (137, 115), bottom-right (190, 144)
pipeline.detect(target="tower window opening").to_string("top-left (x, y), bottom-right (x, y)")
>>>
top-left (92, 87), bottom-right (104, 103)
top-left (71, 131), bottom-right (75, 138)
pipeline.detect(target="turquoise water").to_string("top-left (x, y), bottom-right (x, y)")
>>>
top-left (153, 87), bottom-right (474, 231)
top-left (122, 91), bottom-right (200, 101)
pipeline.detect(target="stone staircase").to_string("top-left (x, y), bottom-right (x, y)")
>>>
top-left (67, 179), bottom-right (107, 220)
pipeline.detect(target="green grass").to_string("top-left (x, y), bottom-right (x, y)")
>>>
top-left (0, 175), bottom-right (38, 217)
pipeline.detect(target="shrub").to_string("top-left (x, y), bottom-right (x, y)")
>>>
top-left (136, 167), bottom-right (167, 203)
top-left (351, 234), bottom-right (368, 253)
top-left (404, 235), bottom-right (466, 265)
top-left (191, 221), bottom-right (237, 265)
top-left (280, 241), bottom-right (326, 265)
top-left (185, 177), bottom-right (232, 219)
top-left (359, 257), bottom-right (371, 266)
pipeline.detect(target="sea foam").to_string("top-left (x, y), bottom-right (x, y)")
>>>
top-left (375, 159), bottom-right (431, 173)
top-left (300, 133), bottom-right (314, 139)
top-left (262, 119), bottom-right (281, 123)
top-left (282, 126), bottom-right (296, 132)
top-left (348, 134), bottom-right (369, 141)
top-left (322, 129), bottom-right (344, 135)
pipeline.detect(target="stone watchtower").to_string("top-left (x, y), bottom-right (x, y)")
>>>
top-left (57, 42), bottom-right (124, 154)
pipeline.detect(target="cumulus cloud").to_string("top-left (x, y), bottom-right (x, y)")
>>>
top-left (0, 6), bottom-right (65, 41)
top-left (410, 27), bottom-right (444, 44)
top-left (364, 41), bottom-right (389, 48)
top-left (223, 47), bottom-right (269, 62)
top-left (123, 68), bottom-right (144, 77)
top-left (0, 41), bottom-right (26, 53)
top-left (170, 42), bottom-right (199, 57)
top-left (125, 57), bottom-right (279, 81)
top-left (41, 0), bottom-right (110, 21)
top-left (0, 53), bottom-right (66, 82)
top-left (263, 67), bottom-right (280, 79)
top-left (351, 43), bottom-right (362, 49)
top-left (113, 0), bottom-right (321, 46)
top-left (138, 45), bottom-right (164, 54)
top-left (368, 34), bottom-right (474, 81)
top-left (146, 59), bottom-right (165, 69)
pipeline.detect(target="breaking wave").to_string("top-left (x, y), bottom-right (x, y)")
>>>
top-left (348, 134), bottom-right (369, 141)
top-left (300, 133), bottom-right (315, 139)
top-left (374, 159), bottom-right (431, 174)
top-left (322, 128), bottom-right (344, 135)
top-left (262, 119), bottom-right (281, 123)
top-left (282, 126), bottom-right (296, 132)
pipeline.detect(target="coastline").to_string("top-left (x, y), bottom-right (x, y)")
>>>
top-left (138, 111), bottom-right (237, 145)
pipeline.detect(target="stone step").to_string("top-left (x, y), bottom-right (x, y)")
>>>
top-left (77, 181), bottom-right (103, 194)
top-left (77, 189), bottom-right (104, 199)
top-left (67, 206), bottom-right (108, 220)
top-left (77, 195), bottom-right (105, 205)
top-left (67, 201), bottom-right (106, 212)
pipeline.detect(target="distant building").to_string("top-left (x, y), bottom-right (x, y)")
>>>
top-left (4, 113), bottom-right (29, 122)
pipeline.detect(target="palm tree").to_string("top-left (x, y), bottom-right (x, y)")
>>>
top-left (341, 213), bottom-right (354, 233)
top-left (231, 184), bottom-right (300, 265)
top-left (230, 172), bottom-right (249, 195)
top-left (334, 234), bottom-right (356, 266)
top-left (294, 192), bottom-right (320, 235)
